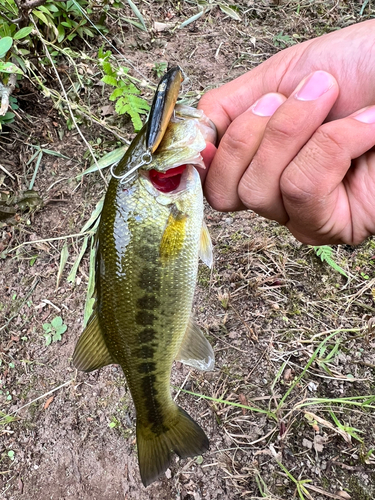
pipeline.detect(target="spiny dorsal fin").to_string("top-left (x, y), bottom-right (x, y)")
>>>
top-left (176, 317), bottom-right (214, 371)
top-left (72, 313), bottom-right (114, 372)
top-left (199, 220), bottom-right (213, 268)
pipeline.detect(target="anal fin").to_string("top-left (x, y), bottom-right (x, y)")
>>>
top-left (72, 313), bottom-right (114, 372)
top-left (176, 317), bottom-right (214, 371)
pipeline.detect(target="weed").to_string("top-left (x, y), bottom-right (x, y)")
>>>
top-left (0, 410), bottom-right (17, 427)
top-left (108, 416), bottom-right (120, 429)
top-left (277, 461), bottom-right (312, 500)
top-left (42, 316), bottom-right (67, 346)
top-left (98, 47), bottom-right (150, 131)
top-left (313, 245), bottom-right (348, 278)
top-left (153, 62), bottom-right (167, 78)
top-left (273, 31), bottom-right (298, 48)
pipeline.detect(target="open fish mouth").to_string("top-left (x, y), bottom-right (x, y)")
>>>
top-left (148, 164), bottom-right (187, 193)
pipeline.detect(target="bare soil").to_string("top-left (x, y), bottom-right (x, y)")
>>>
top-left (1, 2), bottom-right (375, 500)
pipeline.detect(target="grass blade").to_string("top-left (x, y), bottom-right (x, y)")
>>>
top-left (80, 197), bottom-right (104, 233)
top-left (77, 146), bottom-right (128, 178)
top-left (56, 242), bottom-right (69, 289)
top-left (180, 10), bottom-right (204, 28)
top-left (67, 235), bottom-right (89, 284)
top-left (126, 0), bottom-right (147, 31)
top-left (83, 240), bottom-right (97, 326)
top-left (219, 4), bottom-right (241, 21)
top-left (29, 151), bottom-right (43, 190)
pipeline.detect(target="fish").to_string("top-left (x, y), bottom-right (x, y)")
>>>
top-left (72, 66), bottom-right (217, 487)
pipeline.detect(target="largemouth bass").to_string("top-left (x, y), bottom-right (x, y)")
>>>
top-left (73, 67), bottom-right (217, 486)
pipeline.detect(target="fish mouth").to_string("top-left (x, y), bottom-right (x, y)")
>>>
top-left (141, 164), bottom-right (198, 195)
top-left (149, 165), bottom-right (187, 193)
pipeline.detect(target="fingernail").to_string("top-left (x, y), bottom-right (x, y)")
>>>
top-left (252, 93), bottom-right (285, 117)
top-left (352, 106), bottom-right (375, 124)
top-left (295, 71), bottom-right (334, 101)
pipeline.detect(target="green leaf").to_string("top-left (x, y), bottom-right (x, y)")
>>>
top-left (0, 111), bottom-right (15, 123)
top-left (52, 331), bottom-right (61, 342)
top-left (313, 245), bottom-right (348, 278)
top-left (33, 10), bottom-right (52, 26)
top-left (44, 334), bottom-right (52, 346)
top-left (43, 323), bottom-right (52, 333)
top-left (12, 55), bottom-right (27, 72)
top-left (0, 37), bottom-right (13, 58)
top-left (56, 324), bottom-right (67, 335)
top-left (46, 4), bottom-right (59, 12)
top-left (83, 27), bottom-right (94, 37)
top-left (57, 24), bottom-right (65, 43)
top-left (109, 88), bottom-right (125, 100)
top-left (13, 27), bottom-right (33, 40)
top-left (0, 61), bottom-right (23, 74)
top-left (102, 75), bottom-right (118, 86)
top-left (37, 5), bottom-right (52, 14)
top-left (51, 316), bottom-right (63, 328)
top-left (102, 60), bottom-right (114, 75)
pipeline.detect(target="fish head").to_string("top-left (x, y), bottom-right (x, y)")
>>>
top-left (139, 105), bottom-right (217, 200)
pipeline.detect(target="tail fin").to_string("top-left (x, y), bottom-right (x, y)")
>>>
top-left (136, 406), bottom-right (209, 487)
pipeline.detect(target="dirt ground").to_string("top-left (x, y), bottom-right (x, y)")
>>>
top-left (1, 1), bottom-right (375, 499)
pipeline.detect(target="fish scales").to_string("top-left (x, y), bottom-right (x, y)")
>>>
top-left (73, 67), bottom-right (216, 487)
top-left (97, 167), bottom-right (203, 427)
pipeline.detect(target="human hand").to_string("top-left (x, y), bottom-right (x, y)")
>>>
top-left (198, 20), bottom-right (375, 245)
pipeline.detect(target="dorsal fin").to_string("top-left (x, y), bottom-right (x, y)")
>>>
top-left (176, 317), bottom-right (214, 371)
top-left (72, 313), bottom-right (114, 372)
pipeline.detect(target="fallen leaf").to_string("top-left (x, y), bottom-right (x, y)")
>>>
top-left (304, 411), bottom-right (352, 443)
top-left (154, 22), bottom-right (173, 31)
top-left (44, 396), bottom-right (54, 410)
top-left (101, 104), bottom-right (115, 116)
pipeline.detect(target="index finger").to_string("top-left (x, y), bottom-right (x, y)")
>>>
top-left (197, 66), bottom-right (275, 140)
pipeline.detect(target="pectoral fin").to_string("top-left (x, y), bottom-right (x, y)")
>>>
top-left (199, 220), bottom-right (213, 268)
top-left (72, 313), bottom-right (114, 372)
top-left (176, 317), bottom-right (215, 371)
top-left (160, 206), bottom-right (188, 264)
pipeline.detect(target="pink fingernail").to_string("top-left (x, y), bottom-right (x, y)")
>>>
top-left (252, 93), bottom-right (285, 117)
top-left (352, 106), bottom-right (375, 124)
top-left (295, 71), bottom-right (334, 101)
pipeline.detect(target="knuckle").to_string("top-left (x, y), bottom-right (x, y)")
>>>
top-left (280, 168), bottom-right (314, 204)
top-left (222, 123), bottom-right (251, 153)
top-left (204, 184), bottom-right (239, 212)
top-left (238, 176), bottom-right (266, 213)
top-left (312, 126), bottom-right (347, 159)
top-left (264, 114), bottom-right (301, 144)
